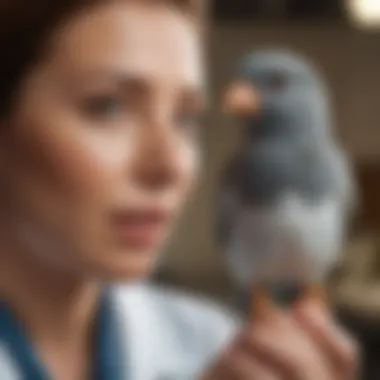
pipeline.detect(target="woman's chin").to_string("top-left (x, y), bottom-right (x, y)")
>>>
top-left (89, 247), bottom-right (160, 282)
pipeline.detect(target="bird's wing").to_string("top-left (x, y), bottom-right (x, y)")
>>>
top-left (216, 159), bottom-right (241, 246)
top-left (326, 144), bottom-right (358, 218)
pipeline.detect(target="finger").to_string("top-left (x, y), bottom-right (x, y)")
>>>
top-left (241, 315), bottom-right (333, 380)
top-left (250, 284), bottom-right (276, 321)
top-left (217, 347), bottom-right (282, 380)
top-left (294, 300), bottom-right (359, 379)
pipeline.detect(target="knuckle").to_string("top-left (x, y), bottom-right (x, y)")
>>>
top-left (284, 349), bottom-right (313, 379)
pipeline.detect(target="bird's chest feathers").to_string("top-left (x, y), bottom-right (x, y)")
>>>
top-left (226, 193), bottom-right (343, 286)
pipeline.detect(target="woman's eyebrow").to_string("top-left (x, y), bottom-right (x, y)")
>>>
top-left (66, 68), bottom-right (206, 103)
top-left (63, 68), bottom-right (147, 90)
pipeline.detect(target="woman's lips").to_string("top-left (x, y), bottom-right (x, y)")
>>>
top-left (111, 207), bottom-right (172, 248)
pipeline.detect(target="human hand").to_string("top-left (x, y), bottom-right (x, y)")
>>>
top-left (202, 298), bottom-right (359, 380)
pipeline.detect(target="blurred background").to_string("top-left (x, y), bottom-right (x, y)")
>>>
top-left (153, 1), bottom-right (380, 378)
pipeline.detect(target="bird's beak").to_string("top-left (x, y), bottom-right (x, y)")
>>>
top-left (222, 81), bottom-right (261, 117)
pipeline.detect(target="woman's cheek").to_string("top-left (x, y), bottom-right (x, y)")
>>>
top-left (178, 136), bottom-right (200, 197)
top-left (56, 124), bottom-right (137, 199)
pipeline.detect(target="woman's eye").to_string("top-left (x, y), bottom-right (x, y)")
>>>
top-left (83, 96), bottom-right (126, 119)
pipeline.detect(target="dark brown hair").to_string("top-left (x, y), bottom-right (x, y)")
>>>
top-left (0, 0), bottom-right (203, 116)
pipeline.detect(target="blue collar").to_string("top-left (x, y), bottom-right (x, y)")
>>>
top-left (93, 291), bottom-right (125, 380)
top-left (0, 292), bottom-right (125, 380)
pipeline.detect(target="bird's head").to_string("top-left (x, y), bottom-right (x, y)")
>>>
top-left (223, 48), bottom-right (331, 142)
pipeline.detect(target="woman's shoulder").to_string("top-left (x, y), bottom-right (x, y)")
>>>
top-left (110, 283), bottom-right (240, 378)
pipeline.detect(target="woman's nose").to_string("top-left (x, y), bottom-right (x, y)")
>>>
top-left (132, 120), bottom-right (184, 191)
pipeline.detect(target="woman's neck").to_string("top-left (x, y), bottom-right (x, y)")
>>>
top-left (0, 232), bottom-right (102, 377)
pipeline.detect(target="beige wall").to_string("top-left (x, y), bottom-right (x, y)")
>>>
top-left (159, 23), bottom-right (380, 297)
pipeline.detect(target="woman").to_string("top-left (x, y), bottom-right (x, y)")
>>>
top-left (0, 0), bottom-right (358, 379)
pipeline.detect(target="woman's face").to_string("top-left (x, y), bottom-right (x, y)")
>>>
top-left (0, 1), bottom-right (203, 280)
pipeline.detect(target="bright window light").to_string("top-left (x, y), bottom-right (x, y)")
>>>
top-left (347, 0), bottom-right (380, 28)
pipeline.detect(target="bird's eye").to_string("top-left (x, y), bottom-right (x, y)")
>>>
top-left (266, 73), bottom-right (288, 92)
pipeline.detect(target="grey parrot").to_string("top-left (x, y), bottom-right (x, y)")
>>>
top-left (217, 49), bottom-right (357, 315)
